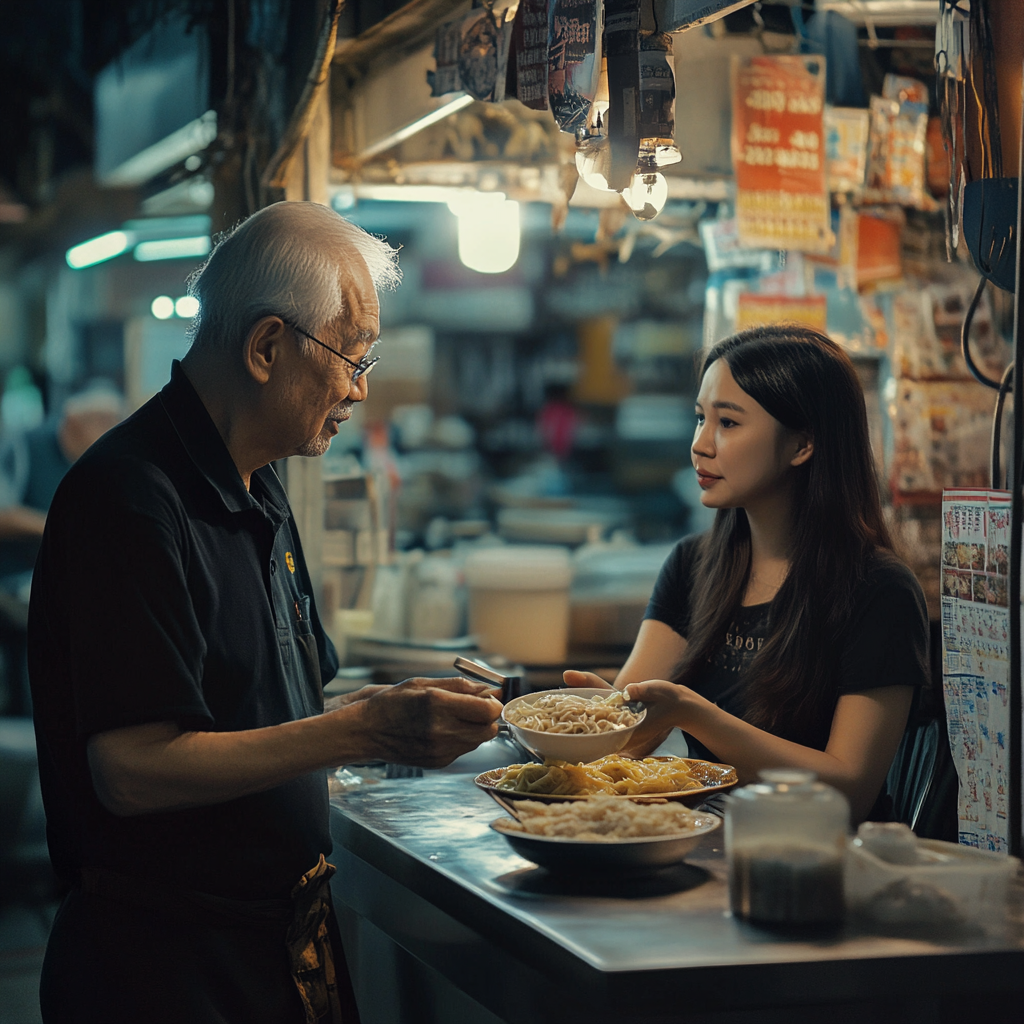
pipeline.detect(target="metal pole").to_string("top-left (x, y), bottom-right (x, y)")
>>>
top-left (1008, 62), bottom-right (1024, 859)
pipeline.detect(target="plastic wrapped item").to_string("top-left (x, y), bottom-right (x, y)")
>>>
top-left (845, 822), bottom-right (1020, 938)
top-left (726, 769), bottom-right (850, 927)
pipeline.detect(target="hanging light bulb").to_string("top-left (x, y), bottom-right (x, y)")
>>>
top-left (575, 137), bottom-right (614, 192)
top-left (448, 192), bottom-right (521, 274)
top-left (620, 157), bottom-right (668, 222)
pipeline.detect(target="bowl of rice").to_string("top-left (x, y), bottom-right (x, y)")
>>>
top-left (490, 796), bottom-right (720, 873)
top-left (501, 688), bottom-right (646, 763)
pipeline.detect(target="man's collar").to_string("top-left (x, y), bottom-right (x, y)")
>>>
top-left (158, 361), bottom-right (290, 521)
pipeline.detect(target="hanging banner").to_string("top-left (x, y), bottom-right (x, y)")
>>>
top-left (507, 0), bottom-right (550, 110)
top-left (941, 489), bottom-right (1011, 853)
top-left (604, 0), bottom-right (641, 191)
top-left (429, 8), bottom-right (505, 101)
top-left (548, 0), bottom-right (601, 133)
top-left (731, 54), bottom-right (831, 253)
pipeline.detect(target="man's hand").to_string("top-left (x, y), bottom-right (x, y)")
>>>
top-left (347, 676), bottom-right (502, 768)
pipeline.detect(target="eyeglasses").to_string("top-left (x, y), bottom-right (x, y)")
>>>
top-left (285, 321), bottom-right (380, 381)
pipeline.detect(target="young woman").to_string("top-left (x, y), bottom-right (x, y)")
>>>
top-left (566, 325), bottom-right (929, 822)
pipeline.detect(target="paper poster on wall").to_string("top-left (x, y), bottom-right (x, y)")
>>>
top-left (734, 293), bottom-right (827, 332)
top-left (941, 489), bottom-right (1011, 853)
top-left (731, 54), bottom-right (832, 253)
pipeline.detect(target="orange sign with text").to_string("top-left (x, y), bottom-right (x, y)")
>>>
top-left (731, 55), bottom-right (831, 253)
top-left (735, 293), bottom-right (828, 333)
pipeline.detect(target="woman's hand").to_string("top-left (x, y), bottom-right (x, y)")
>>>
top-left (562, 670), bottom-right (614, 689)
top-left (618, 679), bottom-right (714, 758)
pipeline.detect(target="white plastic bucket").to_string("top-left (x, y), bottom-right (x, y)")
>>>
top-left (464, 546), bottom-right (572, 665)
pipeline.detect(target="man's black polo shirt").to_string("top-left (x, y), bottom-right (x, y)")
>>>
top-left (29, 362), bottom-right (338, 900)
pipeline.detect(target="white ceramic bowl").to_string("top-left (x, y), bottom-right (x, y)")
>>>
top-left (501, 688), bottom-right (646, 763)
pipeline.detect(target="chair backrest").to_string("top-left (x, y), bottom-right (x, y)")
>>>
top-left (886, 717), bottom-right (940, 832)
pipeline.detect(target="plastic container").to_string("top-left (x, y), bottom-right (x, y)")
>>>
top-left (464, 546), bottom-right (572, 664)
top-left (844, 822), bottom-right (1020, 938)
top-left (726, 769), bottom-right (850, 927)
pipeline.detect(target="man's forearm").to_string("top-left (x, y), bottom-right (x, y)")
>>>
top-left (88, 703), bottom-right (380, 817)
top-left (87, 678), bottom-right (502, 816)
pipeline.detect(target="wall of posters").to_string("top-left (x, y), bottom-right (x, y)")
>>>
top-left (941, 489), bottom-right (1011, 853)
top-left (730, 54), bottom-right (831, 253)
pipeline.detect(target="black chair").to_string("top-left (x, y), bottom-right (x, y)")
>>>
top-left (885, 716), bottom-right (958, 840)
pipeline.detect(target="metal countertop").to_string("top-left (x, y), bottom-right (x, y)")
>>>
top-left (328, 775), bottom-right (1024, 989)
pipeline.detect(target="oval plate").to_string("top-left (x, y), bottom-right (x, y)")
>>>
top-left (490, 814), bottom-right (721, 873)
top-left (474, 756), bottom-right (738, 807)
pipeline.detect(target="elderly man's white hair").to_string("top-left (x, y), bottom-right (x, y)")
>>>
top-left (185, 202), bottom-right (400, 354)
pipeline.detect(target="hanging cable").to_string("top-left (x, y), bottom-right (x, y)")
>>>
top-left (962, 276), bottom-right (1003, 389)
top-left (991, 362), bottom-right (1014, 488)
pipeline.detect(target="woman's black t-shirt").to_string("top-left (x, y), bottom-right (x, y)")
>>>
top-left (644, 534), bottom-right (930, 762)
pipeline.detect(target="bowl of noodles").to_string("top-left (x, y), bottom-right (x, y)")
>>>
top-left (490, 796), bottom-right (721, 873)
top-left (475, 754), bottom-right (738, 807)
top-left (501, 688), bottom-right (647, 763)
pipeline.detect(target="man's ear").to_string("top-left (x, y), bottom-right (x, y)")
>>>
top-left (244, 317), bottom-right (288, 385)
top-left (791, 433), bottom-right (814, 468)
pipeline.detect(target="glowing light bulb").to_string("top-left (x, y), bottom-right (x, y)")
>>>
top-left (175, 295), bottom-right (200, 318)
top-left (574, 142), bottom-right (614, 192)
top-left (449, 193), bottom-right (520, 274)
top-left (621, 168), bottom-right (668, 222)
top-left (151, 296), bottom-right (174, 319)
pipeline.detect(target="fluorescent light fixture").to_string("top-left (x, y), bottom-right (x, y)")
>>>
top-left (101, 111), bottom-right (218, 186)
top-left (450, 193), bottom-right (521, 274)
top-left (359, 94), bottom-right (475, 159)
top-left (134, 236), bottom-right (212, 262)
top-left (343, 184), bottom-right (486, 205)
top-left (66, 231), bottom-right (132, 269)
top-left (175, 296), bottom-right (200, 318)
top-left (151, 296), bottom-right (175, 319)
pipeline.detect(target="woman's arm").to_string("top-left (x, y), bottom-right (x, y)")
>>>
top-left (623, 679), bottom-right (913, 822)
top-left (564, 619), bottom-right (688, 690)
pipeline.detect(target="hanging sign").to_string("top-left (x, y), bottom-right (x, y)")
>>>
top-left (507, 0), bottom-right (550, 110)
top-left (941, 489), bottom-right (1011, 853)
top-left (548, 0), bottom-right (601, 133)
top-left (731, 54), bottom-right (831, 253)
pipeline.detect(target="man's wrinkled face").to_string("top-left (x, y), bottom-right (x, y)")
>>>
top-left (292, 251), bottom-right (380, 458)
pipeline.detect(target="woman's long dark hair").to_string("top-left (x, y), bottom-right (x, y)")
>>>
top-left (678, 325), bottom-right (894, 745)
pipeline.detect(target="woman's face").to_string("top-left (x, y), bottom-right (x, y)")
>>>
top-left (691, 358), bottom-right (811, 510)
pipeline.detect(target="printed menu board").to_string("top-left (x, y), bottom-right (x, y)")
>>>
top-left (941, 489), bottom-right (1010, 853)
top-left (730, 54), bottom-right (832, 253)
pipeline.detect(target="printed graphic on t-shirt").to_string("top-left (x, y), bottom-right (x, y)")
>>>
top-left (713, 612), bottom-right (769, 674)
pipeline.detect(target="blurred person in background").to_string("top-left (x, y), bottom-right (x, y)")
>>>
top-left (0, 383), bottom-right (125, 715)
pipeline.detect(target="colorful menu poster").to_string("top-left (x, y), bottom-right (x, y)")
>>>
top-left (941, 489), bottom-right (1011, 853)
top-left (731, 54), bottom-right (832, 253)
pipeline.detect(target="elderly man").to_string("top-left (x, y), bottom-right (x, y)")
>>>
top-left (29, 202), bottom-right (501, 1024)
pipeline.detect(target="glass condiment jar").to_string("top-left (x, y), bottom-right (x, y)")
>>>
top-left (726, 769), bottom-right (850, 927)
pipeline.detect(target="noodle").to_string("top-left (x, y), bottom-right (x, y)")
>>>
top-left (498, 796), bottom-right (704, 839)
top-left (504, 693), bottom-right (640, 734)
top-left (494, 755), bottom-right (737, 796)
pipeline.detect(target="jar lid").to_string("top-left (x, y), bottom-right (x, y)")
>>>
top-left (758, 769), bottom-right (817, 786)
